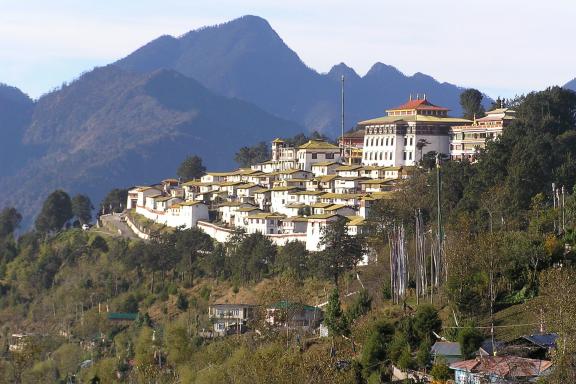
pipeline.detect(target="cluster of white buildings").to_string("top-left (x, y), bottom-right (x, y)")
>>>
top-left (127, 96), bottom-right (513, 254)
top-left (127, 137), bottom-right (409, 254)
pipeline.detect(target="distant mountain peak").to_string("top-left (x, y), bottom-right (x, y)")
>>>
top-left (365, 62), bottom-right (404, 78)
top-left (565, 78), bottom-right (576, 92)
top-left (327, 63), bottom-right (360, 81)
top-left (0, 83), bottom-right (32, 104)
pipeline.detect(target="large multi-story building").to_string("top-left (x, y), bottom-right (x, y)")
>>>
top-left (359, 97), bottom-right (471, 167)
top-left (449, 108), bottom-right (516, 161)
top-left (267, 138), bottom-right (342, 172)
top-left (339, 130), bottom-right (365, 165)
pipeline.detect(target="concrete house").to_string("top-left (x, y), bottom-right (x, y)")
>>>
top-left (208, 303), bottom-right (257, 336)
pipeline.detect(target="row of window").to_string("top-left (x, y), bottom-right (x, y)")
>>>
top-left (450, 132), bottom-right (497, 140)
top-left (402, 151), bottom-right (414, 161)
top-left (365, 136), bottom-right (395, 147)
top-left (365, 136), bottom-right (416, 147)
top-left (311, 153), bottom-right (335, 159)
top-left (364, 151), bottom-right (395, 161)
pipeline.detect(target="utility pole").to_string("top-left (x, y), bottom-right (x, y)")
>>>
top-left (436, 152), bottom-right (443, 288)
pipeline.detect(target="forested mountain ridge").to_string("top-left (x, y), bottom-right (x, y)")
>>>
top-left (0, 84), bottom-right (35, 177)
top-left (0, 66), bottom-right (302, 226)
top-left (116, 15), bottom-right (486, 135)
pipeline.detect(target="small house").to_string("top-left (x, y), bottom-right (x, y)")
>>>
top-left (450, 356), bottom-right (552, 384)
top-left (431, 341), bottom-right (463, 364)
top-left (208, 303), bottom-right (257, 336)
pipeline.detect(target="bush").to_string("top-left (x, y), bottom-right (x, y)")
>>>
top-left (382, 284), bottom-right (391, 300)
top-left (347, 289), bottom-right (372, 322)
top-left (457, 325), bottom-right (484, 359)
top-left (176, 293), bottom-right (189, 311)
top-left (430, 358), bottom-right (451, 381)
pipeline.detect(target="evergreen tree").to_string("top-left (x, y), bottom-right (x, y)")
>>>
top-left (234, 141), bottom-right (270, 167)
top-left (457, 325), bottom-right (484, 359)
top-left (35, 190), bottom-right (73, 234)
top-left (460, 88), bottom-right (485, 120)
top-left (100, 188), bottom-right (128, 214)
top-left (0, 207), bottom-right (22, 238)
top-left (318, 217), bottom-right (364, 285)
top-left (323, 288), bottom-right (349, 337)
top-left (71, 194), bottom-right (93, 225)
top-left (177, 155), bottom-right (206, 181)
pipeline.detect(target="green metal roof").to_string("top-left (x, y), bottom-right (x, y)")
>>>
top-left (108, 313), bottom-right (138, 321)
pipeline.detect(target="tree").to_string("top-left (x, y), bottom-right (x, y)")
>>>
top-left (100, 188), bottom-right (128, 214)
top-left (416, 339), bottom-right (432, 369)
top-left (71, 194), bottom-right (93, 225)
top-left (0, 207), bottom-right (22, 238)
top-left (346, 289), bottom-right (372, 323)
top-left (173, 228), bottom-right (213, 287)
top-left (361, 321), bottom-right (395, 380)
top-left (538, 267), bottom-right (576, 382)
top-left (413, 304), bottom-right (442, 342)
top-left (457, 325), bottom-right (484, 359)
top-left (318, 217), bottom-right (364, 285)
top-left (35, 190), bottom-right (73, 233)
top-left (324, 289), bottom-right (349, 337)
top-left (177, 155), bottom-right (206, 181)
top-left (234, 141), bottom-right (270, 167)
top-left (460, 88), bottom-right (485, 120)
top-left (275, 241), bottom-right (308, 279)
top-left (430, 358), bottom-right (451, 382)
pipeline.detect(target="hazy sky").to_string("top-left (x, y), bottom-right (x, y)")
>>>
top-left (1, 0), bottom-right (575, 99)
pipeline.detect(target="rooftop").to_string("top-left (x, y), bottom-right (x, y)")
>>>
top-left (268, 300), bottom-right (320, 311)
top-left (431, 341), bottom-right (462, 356)
top-left (450, 356), bottom-right (552, 378)
top-left (358, 114), bottom-right (472, 125)
top-left (298, 139), bottom-right (340, 150)
top-left (387, 97), bottom-right (449, 112)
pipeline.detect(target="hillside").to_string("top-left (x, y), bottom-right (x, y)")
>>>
top-left (0, 66), bottom-right (302, 225)
top-left (116, 15), bottom-right (485, 136)
top-left (0, 84), bottom-right (35, 177)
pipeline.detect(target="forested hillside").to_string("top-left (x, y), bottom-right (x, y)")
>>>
top-left (0, 87), bottom-right (575, 383)
top-left (0, 67), bottom-right (302, 227)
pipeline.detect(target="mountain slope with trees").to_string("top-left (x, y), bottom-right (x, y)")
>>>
top-left (116, 15), bottom-right (489, 136)
top-left (0, 66), bottom-right (302, 226)
top-left (0, 84), bottom-right (35, 177)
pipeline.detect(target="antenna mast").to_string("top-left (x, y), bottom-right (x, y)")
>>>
top-left (341, 75), bottom-right (345, 160)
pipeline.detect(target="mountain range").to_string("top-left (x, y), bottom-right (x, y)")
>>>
top-left (116, 15), bottom-right (477, 135)
top-left (1, 15), bottom-right (506, 226)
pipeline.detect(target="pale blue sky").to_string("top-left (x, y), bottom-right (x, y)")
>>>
top-left (1, 0), bottom-right (575, 99)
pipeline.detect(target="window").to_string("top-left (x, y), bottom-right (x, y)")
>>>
top-left (391, 138), bottom-right (394, 146)
top-left (409, 152), bottom-right (412, 160)
top-left (379, 152), bottom-right (383, 160)
top-left (403, 152), bottom-right (407, 160)
top-left (404, 137), bottom-right (408, 146)
top-left (326, 153), bottom-right (334, 159)
top-left (312, 153), bottom-right (318, 159)
top-left (409, 137), bottom-right (413, 146)
top-left (385, 138), bottom-right (389, 146)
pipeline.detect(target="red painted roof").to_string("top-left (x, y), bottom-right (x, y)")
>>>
top-left (388, 98), bottom-right (449, 111)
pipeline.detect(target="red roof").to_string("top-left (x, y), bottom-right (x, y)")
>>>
top-left (387, 98), bottom-right (449, 111)
top-left (451, 356), bottom-right (552, 378)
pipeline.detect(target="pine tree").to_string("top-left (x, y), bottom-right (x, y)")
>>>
top-left (323, 288), bottom-right (349, 337)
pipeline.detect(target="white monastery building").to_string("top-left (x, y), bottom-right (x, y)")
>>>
top-left (360, 96), bottom-right (471, 167)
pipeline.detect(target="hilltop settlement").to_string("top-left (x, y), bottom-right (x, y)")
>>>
top-left (126, 97), bottom-right (514, 253)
